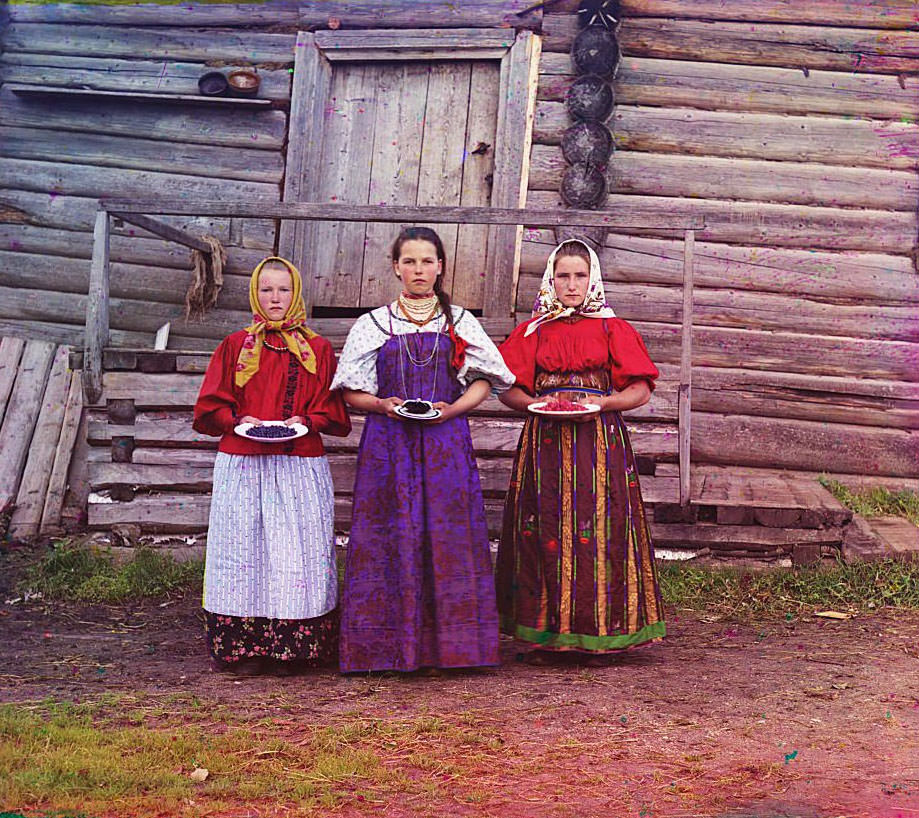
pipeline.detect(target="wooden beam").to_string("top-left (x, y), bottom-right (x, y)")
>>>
top-left (679, 229), bottom-right (693, 506)
top-left (101, 199), bottom-right (707, 230)
top-left (107, 212), bottom-right (211, 253)
top-left (314, 28), bottom-right (514, 61)
top-left (82, 210), bottom-right (110, 405)
top-left (5, 83), bottom-right (274, 107)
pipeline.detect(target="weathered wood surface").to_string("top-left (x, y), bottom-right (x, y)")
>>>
top-left (4, 84), bottom-right (274, 108)
top-left (0, 340), bottom-right (56, 511)
top-left (0, 55), bottom-right (291, 101)
top-left (529, 145), bottom-right (919, 211)
top-left (630, 322), bottom-right (919, 382)
top-left (314, 28), bottom-right (514, 60)
top-left (8, 345), bottom-right (71, 537)
top-left (82, 211), bottom-right (110, 405)
top-left (601, 107), bottom-right (919, 171)
top-left (0, 225), bottom-right (267, 272)
top-left (543, 16), bottom-right (919, 75)
top-left (0, 87), bottom-right (288, 149)
top-left (524, 190), bottom-right (917, 254)
top-left (515, 279), bottom-right (919, 341)
top-left (1, 158), bottom-right (280, 206)
top-left (678, 230), bottom-right (693, 506)
top-left (692, 413), bottom-right (918, 477)
top-left (539, 55), bottom-right (919, 120)
top-left (520, 233), bottom-right (919, 305)
top-left (0, 336), bottom-right (26, 426)
top-left (0, 126), bottom-right (285, 184)
top-left (39, 371), bottom-right (83, 535)
top-left (485, 30), bottom-right (540, 317)
top-left (8, 1), bottom-right (541, 27)
top-left (0, 24), bottom-right (295, 62)
top-left (651, 522), bottom-right (843, 549)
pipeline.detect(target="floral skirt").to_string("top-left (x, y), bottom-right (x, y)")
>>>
top-left (204, 609), bottom-right (339, 666)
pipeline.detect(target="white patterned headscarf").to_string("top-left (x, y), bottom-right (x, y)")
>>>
top-left (525, 239), bottom-right (616, 337)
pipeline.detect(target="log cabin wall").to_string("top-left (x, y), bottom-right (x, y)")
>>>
top-left (530, 0), bottom-right (919, 478)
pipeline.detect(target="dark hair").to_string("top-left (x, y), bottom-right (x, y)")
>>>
top-left (554, 240), bottom-right (592, 270)
top-left (390, 226), bottom-right (455, 337)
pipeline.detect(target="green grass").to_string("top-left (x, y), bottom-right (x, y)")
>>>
top-left (659, 558), bottom-right (919, 617)
top-left (17, 541), bottom-right (202, 604)
top-left (820, 478), bottom-right (919, 526)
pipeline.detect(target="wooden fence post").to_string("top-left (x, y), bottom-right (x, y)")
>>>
top-left (82, 209), bottom-right (110, 404)
top-left (679, 229), bottom-right (694, 506)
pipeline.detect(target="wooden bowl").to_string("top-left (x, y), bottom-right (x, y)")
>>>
top-left (227, 70), bottom-right (261, 97)
top-left (198, 71), bottom-right (229, 97)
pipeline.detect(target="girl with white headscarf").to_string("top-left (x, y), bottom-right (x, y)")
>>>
top-left (496, 240), bottom-right (666, 662)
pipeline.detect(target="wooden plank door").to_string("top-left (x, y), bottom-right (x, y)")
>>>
top-left (280, 30), bottom-right (539, 316)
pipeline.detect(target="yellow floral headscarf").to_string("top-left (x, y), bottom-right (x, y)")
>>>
top-left (235, 256), bottom-right (318, 387)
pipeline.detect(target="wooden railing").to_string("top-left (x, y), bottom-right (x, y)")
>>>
top-left (84, 201), bottom-right (702, 503)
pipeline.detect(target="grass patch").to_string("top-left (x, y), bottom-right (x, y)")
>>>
top-left (660, 558), bottom-right (919, 617)
top-left (17, 541), bottom-right (202, 604)
top-left (820, 478), bottom-right (919, 525)
top-left (0, 697), bottom-right (507, 818)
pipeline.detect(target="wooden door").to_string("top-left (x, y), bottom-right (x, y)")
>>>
top-left (280, 29), bottom-right (539, 316)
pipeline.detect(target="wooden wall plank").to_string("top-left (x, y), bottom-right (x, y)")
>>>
top-left (529, 145), bottom-right (919, 211)
top-left (525, 190), bottom-right (918, 254)
top-left (0, 337), bottom-right (26, 428)
top-left (311, 63), bottom-right (378, 308)
top-left (453, 62), bottom-right (500, 309)
top-left (538, 55), bottom-right (919, 119)
top-left (358, 62), bottom-right (429, 308)
top-left (9, 344), bottom-right (71, 538)
top-left (0, 126), bottom-right (285, 184)
top-left (520, 233), bottom-right (919, 305)
top-left (0, 158), bottom-right (280, 205)
top-left (1, 24), bottom-right (295, 62)
top-left (39, 370), bottom-right (84, 535)
top-left (0, 54), bottom-right (291, 100)
top-left (0, 339), bottom-right (56, 511)
top-left (8, 1), bottom-right (301, 26)
top-left (0, 87), bottom-right (288, 149)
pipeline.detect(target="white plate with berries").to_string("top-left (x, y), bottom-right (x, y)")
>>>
top-left (527, 399), bottom-right (602, 417)
top-left (234, 420), bottom-right (309, 442)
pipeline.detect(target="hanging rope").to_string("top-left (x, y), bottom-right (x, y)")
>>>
top-left (185, 235), bottom-right (227, 320)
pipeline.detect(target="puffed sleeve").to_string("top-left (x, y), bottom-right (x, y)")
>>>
top-left (453, 309), bottom-right (516, 394)
top-left (303, 337), bottom-right (352, 437)
top-left (497, 319), bottom-right (539, 396)
top-left (192, 336), bottom-right (241, 436)
top-left (329, 311), bottom-right (386, 395)
top-left (608, 319), bottom-right (659, 392)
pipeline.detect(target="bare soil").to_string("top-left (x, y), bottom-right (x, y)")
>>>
top-left (2, 545), bottom-right (918, 818)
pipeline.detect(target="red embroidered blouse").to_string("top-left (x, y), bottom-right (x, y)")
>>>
top-left (499, 317), bottom-right (659, 396)
top-left (193, 330), bottom-right (351, 457)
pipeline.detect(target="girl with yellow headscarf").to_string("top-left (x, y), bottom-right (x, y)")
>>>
top-left (193, 257), bottom-right (351, 676)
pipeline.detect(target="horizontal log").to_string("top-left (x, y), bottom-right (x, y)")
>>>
top-left (529, 144), bottom-right (919, 211)
top-left (524, 190), bottom-right (918, 254)
top-left (520, 231), bottom-right (919, 305)
top-left (0, 126), bottom-right (285, 184)
top-left (605, 107), bottom-right (919, 172)
top-left (0, 24), bottom-right (295, 63)
top-left (314, 27), bottom-right (514, 60)
top-left (538, 55), bottom-right (919, 119)
top-left (692, 412), bottom-right (919, 477)
top-left (0, 158), bottom-right (280, 206)
top-left (617, 0), bottom-right (919, 30)
top-left (0, 86), bottom-right (288, 149)
top-left (0, 224), bottom-right (267, 271)
top-left (543, 15), bottom-right (919, 74)
top-left (0, 54), bottom-right (291, 100)
top-left (0, 189), bottom-right (275, 250)
top-left (651, 522), bottom-right (843, 549)
top-left (515, 277), bottom-right (919, 341)
top-left (8, 1), bottom-right (541, 29)
top-left (630, 321), bottom-right (919, 382)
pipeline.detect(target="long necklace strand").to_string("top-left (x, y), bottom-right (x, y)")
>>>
top-left (398, 327), bottom-right (439, 403)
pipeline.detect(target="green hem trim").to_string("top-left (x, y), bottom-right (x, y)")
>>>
top-left (501, 617), bottom-right (666, 651)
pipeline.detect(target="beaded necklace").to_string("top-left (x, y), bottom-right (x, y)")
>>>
top-left (398, 293), bottom-right (439, 327)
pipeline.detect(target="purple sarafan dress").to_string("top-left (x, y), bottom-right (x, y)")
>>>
top-left (339, 329), bottom-right (500, 673)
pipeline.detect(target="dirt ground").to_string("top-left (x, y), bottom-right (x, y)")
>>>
top-left (2, 548), bottom-right (919, 818)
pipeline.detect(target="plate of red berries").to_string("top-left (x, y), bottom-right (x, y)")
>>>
top-left (528, 398), bottom-right (601, 417)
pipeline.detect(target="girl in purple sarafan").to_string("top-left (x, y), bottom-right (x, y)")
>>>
top-left (331, 227), bottom-right (516, 674)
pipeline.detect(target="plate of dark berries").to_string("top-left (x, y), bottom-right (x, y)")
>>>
top-left (394, 400), bottom-right (441, 421)
top-left (234, 420), bottom-right (309, 441)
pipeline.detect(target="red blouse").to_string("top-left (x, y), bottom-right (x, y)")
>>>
top-left (499, 316), bottom-right (659, 396)
top-left (193, 330), bottom-right (351, 457)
